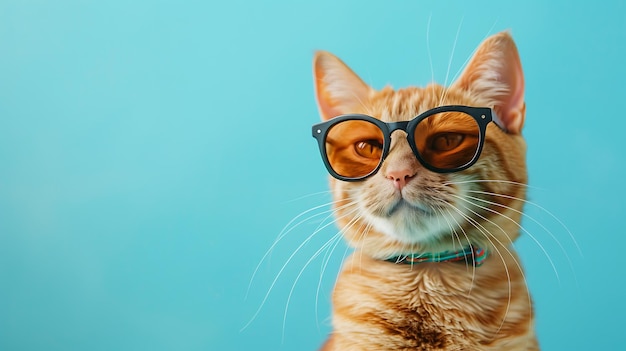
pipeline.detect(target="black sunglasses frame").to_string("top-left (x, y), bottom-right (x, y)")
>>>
top-left (312, 105), bottom-right (505, 182)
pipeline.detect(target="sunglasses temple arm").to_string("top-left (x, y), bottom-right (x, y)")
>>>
top-left (490, 110), bottom-right (508, 133)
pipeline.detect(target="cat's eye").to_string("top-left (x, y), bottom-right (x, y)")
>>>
top-left (323, 119), bottom-right (385, 179)
top-left (355, 140), bottom-right (383, 159)
top-left (312, 105), bottom-right (499, 181)
top-left (431, 133), bottom-right (464, 151)
top-left (412, 111), bottom-right (481, 170)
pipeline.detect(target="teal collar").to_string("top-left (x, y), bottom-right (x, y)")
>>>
top-left (385, 245), bottom-right (487, 267)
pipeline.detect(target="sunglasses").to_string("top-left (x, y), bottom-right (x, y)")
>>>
top-left (312, 105), bottom-right (506, 181)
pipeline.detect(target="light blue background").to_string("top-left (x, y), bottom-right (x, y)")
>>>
top-left (1, 1), bottom-right (624, 350)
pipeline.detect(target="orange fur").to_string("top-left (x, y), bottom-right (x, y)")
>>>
top-left (314, 32), bottom-right (538, 350)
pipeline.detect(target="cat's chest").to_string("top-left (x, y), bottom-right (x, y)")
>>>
top-left (330, 254), bottom-right (510, 350)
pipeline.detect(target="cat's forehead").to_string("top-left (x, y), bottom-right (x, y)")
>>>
top-left (368, 84), bottom-right (470, 122)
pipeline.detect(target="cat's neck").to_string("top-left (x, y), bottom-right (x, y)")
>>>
top-left (346, 240), bottom-right (520, 281)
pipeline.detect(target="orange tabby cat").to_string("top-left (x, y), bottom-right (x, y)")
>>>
top-left (313, 32), bottom-right (538, 350)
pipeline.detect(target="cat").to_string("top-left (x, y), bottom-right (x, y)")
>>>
top-left (312, 31), bottom-right (538, 350)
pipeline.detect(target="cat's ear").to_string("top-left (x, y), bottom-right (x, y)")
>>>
top-left (313, 51), bottom-right (372, 121)
top-left (451, 31), bottom-right (525, 134)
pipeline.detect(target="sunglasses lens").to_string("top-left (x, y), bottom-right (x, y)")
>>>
top-left (413, 112), bottom-right (481, 171)
top-left (325, 119), bottom-right (384, 179)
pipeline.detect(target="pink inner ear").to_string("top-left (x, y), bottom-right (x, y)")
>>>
top-left (315, 79), bottom-right (343, 121)
top-left (313, 51), bottom-right (371, 121)
top-left (452, 32), bottom-right (526, 134)
top-left (497, 47), bottom-right (525, 134)
top-left (314, 51), bottom-right (349, 121)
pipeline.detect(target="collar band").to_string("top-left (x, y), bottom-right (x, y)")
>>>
top-left (385, 245), bottom-right (487, 267)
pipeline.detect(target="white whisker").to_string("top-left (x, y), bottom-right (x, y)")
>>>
top-left (315, 212), bottom-right (368, 328)
top-left (441, 206), bottom-right (478, 295)
top-left (463, 192), bottom-right (578, 284)
top-left (315, 233), bottom-right (344, 332)
top-left (443, 179), bottom-right (535, 189)
top-left (446, 202), bottom-right (514, 338)
top-left (246, 199), bottom-right (353, 299)
top-left (355, 219), bottom-right (374, 272)
top-left (283, 190), bottom-right (332, 203)
top-left (452, 194), bottom-right (561, 282)
top-left (439, 16), bottom-right (464, 106)
top-left (449, 199), bottom-right (534, 338)
top-left (467, 189), bottom-right (582, 256)
top-left (448, 18), bottom-right (500, 85)
top-left (282, 230), bottom-right (343, 341)
top-left (241, 204), bottom-right (358, 332)
top-left (426, 13), bottom-right (435, 84)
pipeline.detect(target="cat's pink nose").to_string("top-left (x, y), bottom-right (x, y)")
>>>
top-left (386, 169), bottom-right (416, 191)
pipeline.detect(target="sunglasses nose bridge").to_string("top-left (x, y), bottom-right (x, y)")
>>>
top-left (384, 121), bottom-right (412, 147)
top-left (386, 121), bottom-right (410, 133)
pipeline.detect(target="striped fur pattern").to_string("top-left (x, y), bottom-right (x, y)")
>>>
top-left (314, 32), bottom-right (539, 350)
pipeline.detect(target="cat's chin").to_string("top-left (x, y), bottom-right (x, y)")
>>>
top-left (365, 203), bottom-right (449, 246)
top-left (385, 198), bottom-right (431, 217)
